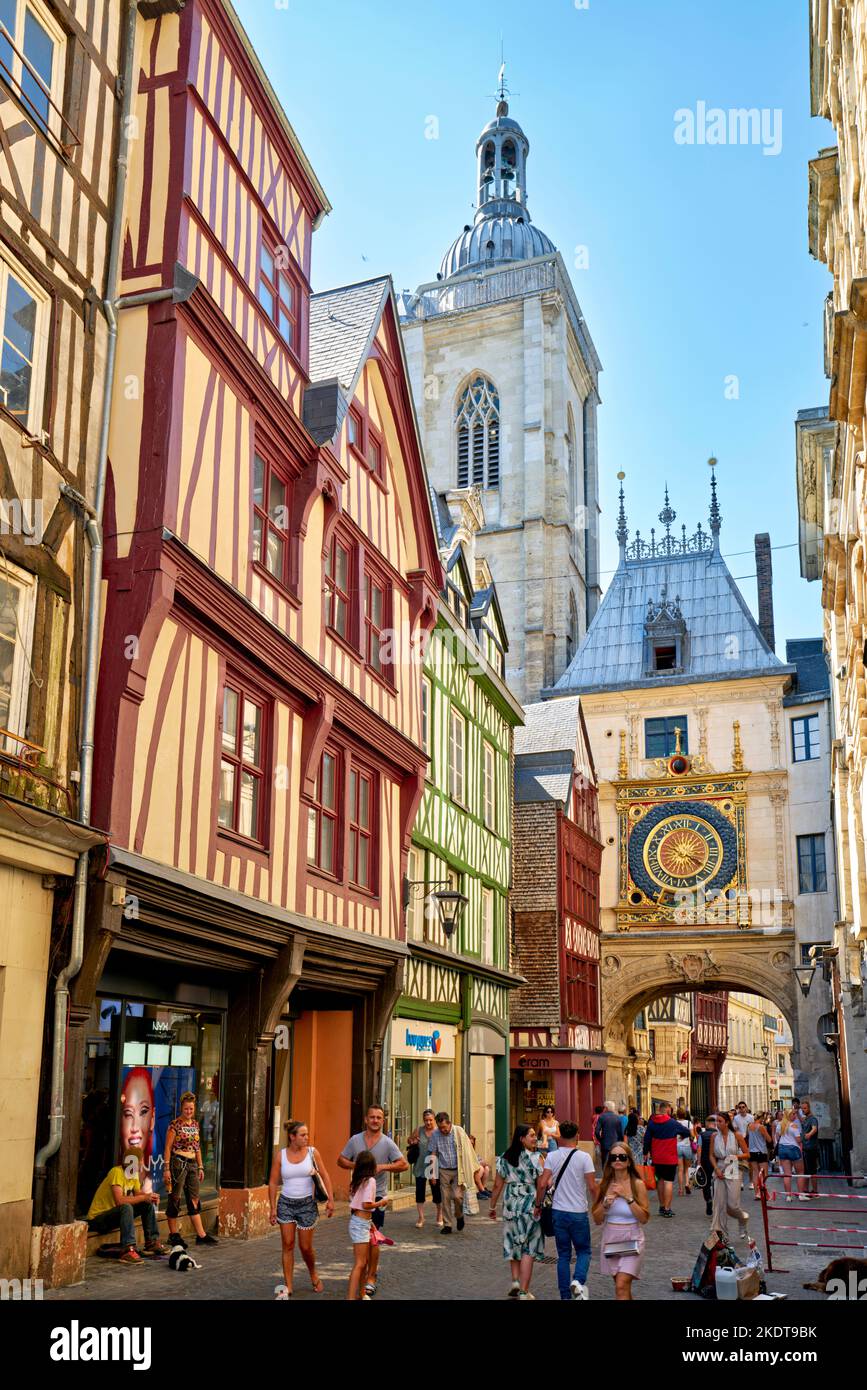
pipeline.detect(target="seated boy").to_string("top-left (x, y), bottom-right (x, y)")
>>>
top-left (87, 1149), bottom-right (166, 1263)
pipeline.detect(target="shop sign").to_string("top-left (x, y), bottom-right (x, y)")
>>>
top-left (390, 1019), bottom-right (456, 1060)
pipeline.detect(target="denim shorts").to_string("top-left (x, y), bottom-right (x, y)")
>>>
top-left (778, 1145), bottom-right (802, 1163)
top-left (349, 1213), bottom-right (372, 1244)
top-left (276, 1194), bottom-right (318, 1229)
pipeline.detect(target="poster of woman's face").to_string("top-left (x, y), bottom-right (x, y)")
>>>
top-left (119, 1063), bottom-right (197, 1194)
top-left (119, 1067), bottom-right (156, 1177)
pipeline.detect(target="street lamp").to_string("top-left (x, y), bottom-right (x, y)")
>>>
top-left (793, 962), bottom-right (816, 997)
top-left (402, 877), bottom-right (469, 939)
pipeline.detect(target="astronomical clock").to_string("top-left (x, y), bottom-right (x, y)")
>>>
top-left (615, 726), bottom-right (749, 930)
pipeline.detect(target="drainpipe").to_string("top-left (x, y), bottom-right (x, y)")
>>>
top-left (33, 1), bottom-right (145, 1221)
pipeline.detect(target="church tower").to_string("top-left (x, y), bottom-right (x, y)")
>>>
top-left (400, 89), bottom-right (602, 703)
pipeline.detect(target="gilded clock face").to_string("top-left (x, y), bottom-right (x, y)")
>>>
top-left (627, 798), bottom-right (739, 902)
top-left (642, 815), bottom-right (723, 892)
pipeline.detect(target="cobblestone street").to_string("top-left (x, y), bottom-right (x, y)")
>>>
top-left (45, 1180), bottom-right (846, 1303)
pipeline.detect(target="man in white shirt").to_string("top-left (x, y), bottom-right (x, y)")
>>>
top-left (732, 1100), bottom-right (754, 1137)
top-left (534, 1121), bottom-right (599, 1301)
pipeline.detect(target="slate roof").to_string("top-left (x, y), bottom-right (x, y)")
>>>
top-left (783, 637), bottom-right (830, 706)
top-left (514, 696), bottom-right (593, 806)
top-left (308, 277), bottom-right (391, 393)
top-left (551, 547), bottom-right (794, 695)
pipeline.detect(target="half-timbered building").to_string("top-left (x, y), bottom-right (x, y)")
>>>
top-left (0, 0), bottom-right (118, 1280)
top-left (510, 696), bottom-right (606, 1135)
top-left (395, 486), bottom-right (524, 1172)
top-left (35, 0), bottom-right (441, 1275)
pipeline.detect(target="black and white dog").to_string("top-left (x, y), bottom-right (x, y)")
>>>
top-left (167, 1237), bottom-right (202, 1272)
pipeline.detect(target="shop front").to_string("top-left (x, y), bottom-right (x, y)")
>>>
top-left (509, 1039), bottom-right (607, 1141)
top-left (77, 980), bottom-right (226, 1216)
top-left (389, 1017), bottom-right (457, 1190)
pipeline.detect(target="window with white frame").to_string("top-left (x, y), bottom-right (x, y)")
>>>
top-left (483, 741), bottom-right (495, 829)
top-left (0, 0), bottom-right (65, 140)
top-left (421, 676), bottom-right (431, 762)
top-left (406, 844), bottom-right (424, 941)
top-left (482, 886), bottom-right (494, 965)
top-left (0, 252), bottom-right (48, 431)
top-left (0, 558), bottom-right (36, 743)
top-left (449, 708), bottom-right (465, 803)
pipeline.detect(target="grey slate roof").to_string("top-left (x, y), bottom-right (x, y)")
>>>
top-left (551, 549), bottom-right (794, 695)
top-left (514, 696), bottom-right (593, 807)
top-left (308, 277), bottom-right (391, 393)
top-left (782, 638), bottom-right (830, 706)
top-left (516, 695), bottom-right (583, 756)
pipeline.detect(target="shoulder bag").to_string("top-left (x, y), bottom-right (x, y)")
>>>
top-left (309, 1148), bottom-right (329, 1205)
top-left (540, 1147), bottom-right (579, 1239)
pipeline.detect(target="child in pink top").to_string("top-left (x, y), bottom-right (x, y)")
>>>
top-left (347, 1150), bottom-right (388, 1300)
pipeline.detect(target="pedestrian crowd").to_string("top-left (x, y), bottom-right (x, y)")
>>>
top-left (83, 1089), bottom-right (823, 1299)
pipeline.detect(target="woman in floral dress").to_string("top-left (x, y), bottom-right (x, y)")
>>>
top-left (626, 1110), bottom-right (646, 1168)
top-left (489, 1124), bottom-right (545, 1300)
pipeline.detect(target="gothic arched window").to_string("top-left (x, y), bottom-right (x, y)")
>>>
top-left (456, 376), bottom-right (500, 489)
top-left (566, 407), bottom-right (577, 532)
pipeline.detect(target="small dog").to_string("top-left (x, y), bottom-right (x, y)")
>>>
top-left (803, 1256), bottom-right (867, 1292)
top-left (167, 1238), bottom-right (201, 1272)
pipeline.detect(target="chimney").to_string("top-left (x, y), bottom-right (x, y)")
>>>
top-left (754, 533), bottom-right (775, 652)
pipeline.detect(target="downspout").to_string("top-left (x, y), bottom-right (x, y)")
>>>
top-left (32, 1), bottom-right (141, 1220)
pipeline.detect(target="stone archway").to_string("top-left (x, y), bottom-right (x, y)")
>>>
top-left (599, 931), bottom-right (800, 1106)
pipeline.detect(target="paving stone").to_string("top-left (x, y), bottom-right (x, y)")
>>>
top-left (44, 1179), bottom-right (849, 1301)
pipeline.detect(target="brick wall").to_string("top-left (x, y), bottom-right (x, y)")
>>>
top-left (512, 803), bottom-right (558, 911)
top-left (512, 909), bottom-right (561, 1027)
top-left (511, 801), bottom-right (561, 1026)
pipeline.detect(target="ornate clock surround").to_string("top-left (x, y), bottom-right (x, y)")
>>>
top-left (616, 754), bottom-right (749, 931)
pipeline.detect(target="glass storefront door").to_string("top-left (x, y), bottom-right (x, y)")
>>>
top-left (390, 1057), bottom-right (455, 1190)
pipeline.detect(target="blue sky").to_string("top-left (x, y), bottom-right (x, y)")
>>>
top-left (237, 0), bottom-right (834, 652)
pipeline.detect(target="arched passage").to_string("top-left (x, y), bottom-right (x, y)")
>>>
top-left (599, 937), bottom-right (801, 1110)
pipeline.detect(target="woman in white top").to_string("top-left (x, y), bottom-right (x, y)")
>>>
top-left (268, 1119), bottom-right (334, 1298)
top-left (774, 1108), bottom-right (807, 1202)
top-left (537, 1106), bottom-right (560, 1153)
top-left (709, 1110), bottom-right (750, 1241)
top-left (590, 1142), bottom-right (650, 1301)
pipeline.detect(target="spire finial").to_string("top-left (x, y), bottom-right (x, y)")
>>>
top-left (659, 483), bottom-right (676, 545)
top-left (708, 456), bottom-right (722, 546)
top-left (616, 471), bottom-right (628, 558)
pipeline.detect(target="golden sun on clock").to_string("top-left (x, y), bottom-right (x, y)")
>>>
top-left (640, 814), bottom-right (724, 892)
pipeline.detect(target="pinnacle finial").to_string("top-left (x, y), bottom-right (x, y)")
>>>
top-left (658, 484), bottom-right (676, 538)
top-left (616, 471), bottom-right (628, 556)
top-left (708, 456), bottom-right (722, 542)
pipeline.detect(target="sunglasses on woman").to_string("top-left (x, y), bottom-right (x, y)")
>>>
top-left (610, 1153), bottom-right (629, 1162)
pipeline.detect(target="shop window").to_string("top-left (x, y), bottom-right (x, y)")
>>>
top-left (218, 682), bottom-right (266, 842)
top-left (307, 748), bottom-right (340, 875)
top-left (324, 533), bottom-right (353, 643)
top-left (348, 764), bottom-right (375, 891)
top-left (252, 451), bottom-right (292, 587)
top-left (78, 996), bottom-right (223, 1211)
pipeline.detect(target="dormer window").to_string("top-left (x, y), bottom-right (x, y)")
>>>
top-left (643, 587), bottom-right (687, 676)
top-left (653, 644), bottom-right (677, 672)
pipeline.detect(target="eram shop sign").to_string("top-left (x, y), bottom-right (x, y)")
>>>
top-left (391, 1019), bottom-right (456, 1060)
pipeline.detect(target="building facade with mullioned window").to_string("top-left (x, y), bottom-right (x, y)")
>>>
top-left (395, 486), bottom-right (524, 1175)
top-left (0, 0), bottom-right (119, 1281)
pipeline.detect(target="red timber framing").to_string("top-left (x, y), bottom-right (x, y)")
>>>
top-left (85, 0), bottom-right (442, 1225)
top-left (558, 808), bottom-right (603, 1029)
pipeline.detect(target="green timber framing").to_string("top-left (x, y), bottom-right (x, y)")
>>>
top-left (396, 581), bottom-right (524, 1157)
